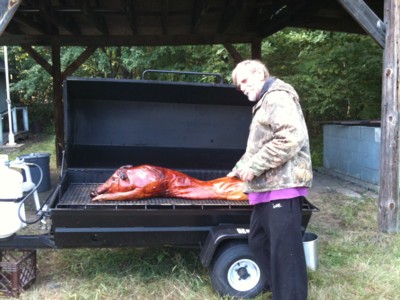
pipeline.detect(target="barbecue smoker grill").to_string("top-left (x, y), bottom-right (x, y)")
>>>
top-left (0, 71), bottom-right (318, 298)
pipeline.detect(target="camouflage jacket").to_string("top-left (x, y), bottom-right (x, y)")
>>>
top-left (233, 78), bottom-right (313, 193)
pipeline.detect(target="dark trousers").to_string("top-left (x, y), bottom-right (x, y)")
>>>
top-left (249, 197), bottom-right (307, 300)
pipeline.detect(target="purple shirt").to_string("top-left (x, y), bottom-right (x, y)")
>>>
top-left (248, 187), bottom-right (308, 205)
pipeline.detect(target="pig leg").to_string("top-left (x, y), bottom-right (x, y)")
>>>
top-left (91, 188), bottom-right (150, 201)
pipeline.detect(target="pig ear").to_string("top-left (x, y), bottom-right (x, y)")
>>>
top-left (122, 165), bottom-right (133, 169)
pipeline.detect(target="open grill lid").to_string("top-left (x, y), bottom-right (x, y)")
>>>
top-left (63, 75), bottom-right (252, 171)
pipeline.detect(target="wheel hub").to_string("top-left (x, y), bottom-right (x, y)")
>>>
top-left (227, 258), bottom-right (261, 292)
top-left (236, 266), bottom-right (250, 280)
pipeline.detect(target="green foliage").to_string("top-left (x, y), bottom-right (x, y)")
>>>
top-left (5, 47), bottom-right (53, 133)
top-left (4, 29), bottom-right (383, 136)
top-left (262, 29), bottom-right (383, 130)
top-left (310, 135), bottom-right (323, 168)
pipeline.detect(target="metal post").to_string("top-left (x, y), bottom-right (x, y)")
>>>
top-left (3, 46), bottom-right (16, 146)
top-left (12, 107), bottom-right (18, 133)
top-left (23, 107), bottom-right (29, 131)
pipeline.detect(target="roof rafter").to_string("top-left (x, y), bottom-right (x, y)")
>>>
top-left (38, 0), bottom-right (81, 36)
top-left (0, 0), bottom-right (385, 47)
top-left (161, 0), bottom-right (168, 34)
top-left (191, 0), bottom-right (210, 33)
top-left (0, 32), bottom-right (261, 47)
top-left (257, 0), bottom-right (314, 37)
top-left (217, 0), bottom-right (243, 33)
top-left (121, 0), bottom-right (138, 35)
top-left (82, 0), bottom-right (109, 35)
top-left (11, 13), bottom-right (48, 34)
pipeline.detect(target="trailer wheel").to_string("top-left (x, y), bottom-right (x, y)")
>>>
top-left (210, 243), bottom-right (267, 299)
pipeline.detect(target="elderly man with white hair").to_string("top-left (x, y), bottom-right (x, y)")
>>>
top-left (229, 59), bottom-right (313, 300)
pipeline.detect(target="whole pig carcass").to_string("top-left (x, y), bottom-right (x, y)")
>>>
top-left (90, 164), bottom-right (248, 201)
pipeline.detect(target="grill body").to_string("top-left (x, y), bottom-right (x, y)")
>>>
top-left (49, 76), bottom-right (257, 248)
top-left (52, 168), bottom-right (253, 248)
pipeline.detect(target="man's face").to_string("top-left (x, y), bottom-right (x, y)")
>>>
top-left (236, 68), bottom-right (265, 102)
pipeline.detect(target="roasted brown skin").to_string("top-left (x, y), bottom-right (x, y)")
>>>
top-left (90, 164), bottom-right (248, 201)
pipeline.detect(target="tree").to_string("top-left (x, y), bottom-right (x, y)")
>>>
top-left (5, 29), bottom-right (383, 134)
top-left (262, 29), bottom-right (382, 128)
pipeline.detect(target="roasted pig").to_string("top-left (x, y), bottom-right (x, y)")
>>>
top-left (90, 164), bottom-right (248, 201)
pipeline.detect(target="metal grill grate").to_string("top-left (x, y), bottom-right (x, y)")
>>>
top-left (57, 183), bottom-right (249, 209)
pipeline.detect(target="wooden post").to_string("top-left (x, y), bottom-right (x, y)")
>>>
top-left (379, 0), bottom-right (399, 233)
top-left (251, 39), bottom-right (262, 60)
top-left (223, 44), bottom-right (243, 65)
top-left (22, 45), bottom-right (96, 166)
top-left (51, 44), bottom-right (64, 168)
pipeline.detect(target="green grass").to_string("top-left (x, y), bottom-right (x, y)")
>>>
top-left (29, 247), bottom-right (217, 300)
top-left (306, 193), bottom-right (400, 300)
top-left (310, 134), bottom-right (323, 168)
top-left (2, 134), bottom-right (400, 300)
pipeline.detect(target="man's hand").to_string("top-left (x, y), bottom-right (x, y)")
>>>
top-left (238, 168), bottom-right (254, 181)
top-left (227, 171), bottom-right (238, 177)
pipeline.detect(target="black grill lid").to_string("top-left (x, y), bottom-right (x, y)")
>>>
top-left (63, 77), bottom-right (252, 170)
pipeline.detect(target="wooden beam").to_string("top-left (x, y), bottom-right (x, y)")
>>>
top-left (191, 0), bottom-right (209, 33)
top-left (62, 46), bottom-right (97, 80)
top-left (37, 0), bottom-right (59, 35)
top-left (51, 44), bottom-right (64, 167)
top-left (22, 44), bottom-right (96, 167)
top-left (251, 39), bottom-right (262, 60)
top-left (378, 0), bottom-right (399, 233)
top-left (82, 0), bottom-right (109, 35)
top-left (336, 0), bottom-right (386, 48)
top-left (290, 15), bottom-right (367, 35)
top-left (0, 33), bottom-right (261, 47)
top-left (256, 0), bottom-right (313, 37)
top-left (21, 45), bottom-right (52, 75)
top-left (38, 1), bottom-right (81, 35)
top-left (217, 0), bottom-right (242, 33)
top-left (11, 14), bottom-right (48, 34)
top-left (223, 43), bottom-right (243, 64)
top-left (161, 0), bottom-right (169, 35)
top-left (0, 0), bottom-right (22, 35)
top-left (121, 0), bottom-right (138, 34)
top-left (3, 19), bottom-right (23, 34)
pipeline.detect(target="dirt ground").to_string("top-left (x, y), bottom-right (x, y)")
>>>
top-left (304, 168), bottom-right (379, 236)
top-left (308, 168), bottom-right (378, 200)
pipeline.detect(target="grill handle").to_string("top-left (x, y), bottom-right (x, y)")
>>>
top-left (141, 69), bottom-right (224, 84)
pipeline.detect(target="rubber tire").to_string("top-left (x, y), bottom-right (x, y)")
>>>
top-left (210, 242), bottom-right (267, 299)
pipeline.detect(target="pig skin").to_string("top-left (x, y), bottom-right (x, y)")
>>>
top-left (90, 164), bottom-right (248, 201)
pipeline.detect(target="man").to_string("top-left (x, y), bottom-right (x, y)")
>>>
top-left (229, 60), bottom-right (313, 300)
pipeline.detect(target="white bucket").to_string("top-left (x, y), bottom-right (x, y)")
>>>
top-left (303, 232), bottom-right (318, 271)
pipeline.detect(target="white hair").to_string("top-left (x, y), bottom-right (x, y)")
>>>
top-left (232, 60), bottom-right (270, 86)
